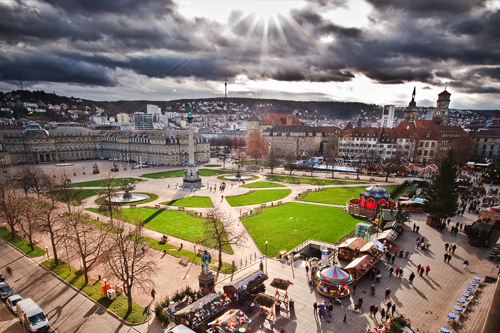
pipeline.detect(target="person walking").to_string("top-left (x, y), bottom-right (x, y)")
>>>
top-left (318, 305), bottom-right (325, 320)
top-left (380, 308), bottom-right (386, 320)
top-left (447, 255), bottom-right (452, 264)
top-left (385, 288), bottom-right (391, 300)
top-left (391, 303), bottom-right (396, 316)
top-left (416, 225), bottom-right (420, 233)
top-left (370, 284), bottom-right (376, 296)
top-left (386, 300), bottom-right (392, 311)
top-left (343, 313), bottom-right (347, 323)
top-left (463, 259), bottom-right (469, 269)
top-left (395, 267), bottom-right (400, 276)
top-left (413, 223), bottom-right (416, 232)
top-left (328, 302), bottom-right (333, 318)
top-left (389, 267), bottom-right (394, 277)
top-left (416, 240), bottom-right (421, 249)
top-left (399, 268), bottom-right (404, 278)
top-left (373, 304), bottom-right (378, 318)
top-left (417, 264), bottom-right (422, 272)
top-left (444, 253), bottom-right (449, 263)
top-left (409, 272), bottom-right (415, 285)
top-left (151, 288), bottom-right (156, 299)
top-left (313, 302), bottom-right (318, 315)
top-left (305, 264), bottom-right (310, 281)
top-left (391, 254), bottom-right (396, 264)
top-left (452, 244), bottom-right (457, 253)
top-left (419, 267), bottom-right (424, 277)
top-left (352, 283), bottom-right (356, 295)
top-left (394, 248), bottom-right (398, 256)
top-left (369, 304), bottom-right (375, 317)
top-left (405, 249), bottom-right (410, 259)
top-left (425, 265), bottom-right (430, 276)
top-left (445, 243), bottom-right (449, 251)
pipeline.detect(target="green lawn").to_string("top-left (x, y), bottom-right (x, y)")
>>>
top-left (162, 196), bottom-right (213, 207)
top-left (94, 192), bottom-right (159, 206)
top-left (57, 189), bottom-right (100, 206)
top-left (266, 175), bottom-right (365, 185)
top-left (142, 236), bottom-right (235, 273)
top-left (0, 228), bottom-right (46, 257)
top-left (226, 189), bottom-right (291, 206)
top-left (141, 169), bottom-right (231, 179)
top-left (87, 207), bottom-right (233, 253)
top-left (217, 175), bottom-right (259, 181)
top-left (301, 185), bottom-right (399, 205)
top-left (242, 203), bottom-right (364, 257)
top-left (242, 181), bottom-right (286, 188)
top-left (41, 260), bottom-right (148, 324)
top-left (69, 178), bottom-right (143, 188)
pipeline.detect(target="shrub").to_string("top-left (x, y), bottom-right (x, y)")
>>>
top-left (172, 290), bottom-right (185, 303)
top-left (155, 303), bottom-right (170, 325)
top-left (387, 316), bottom-right (407, 333)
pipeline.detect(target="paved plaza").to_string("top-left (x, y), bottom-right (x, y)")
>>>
top-left (1, 159), bottom-right (499, 333)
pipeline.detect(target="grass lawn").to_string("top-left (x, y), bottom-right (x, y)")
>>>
top-left (142, 236), bottom-right (235, 273)
top-left (226, 189), bottom-right (291, 206)
top-left (69, 178), bottom-right (143, 188)
top-left (57, 189), bottom-right (100, 205)
top-left (203, 164), bottom-right (221, 167)
top-left (266, 175), bottom-right (365, 185)
top-left (217, 175), bottom-right (259, 181)
top-left (162, 196), bottom-right (213, 207)
top-left (0, 228), bottom-right (46, 257)
top-left (41, 260), bottom-right (149, 324)
top-left (301, 185), bottom-right (399, 205)
top-left (87, 207), bottom-right (233, 253)
top-left (141, 169), bottom-right (231, 179)
top-left (242, 181), bottom-right (286, 188)
top-left (242, 203), bottom-right (364, 257)
top-left (94, 192), bottom-right (159, 206)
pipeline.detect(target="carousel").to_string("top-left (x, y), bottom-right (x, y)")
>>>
top-left (314, 265), bottom-right (354, 298)
top-left (359, 185), bottom-right (393, 209)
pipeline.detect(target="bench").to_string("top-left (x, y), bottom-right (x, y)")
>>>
top-left (260, 203), bottom-right (266, 208)
top-left (242, 212), bottom-right (249, 217)
top-left (155, 204), bottom-right (160, 209)
top-left (198, 249), bottom-right (204, 255)
top-left (277, 201), bottom-right (282, 205)
top-left (130, 205), bottom-right (137, 208)
top-left (207, 213), bottom-right (214, 218)
top-left (178, 207), bottom-right (185, 211)
top-left (180, 256), bottom-right (189, 266)
top-left (307, 189), bottom-right (312, 192)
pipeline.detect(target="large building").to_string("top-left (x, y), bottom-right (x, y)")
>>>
top-left (0, 124), bottom-right (210, 166)
top-left (382, 105), bottom-right (395, 128)
top-left (433, 89), bottom-right (451, 126)
top-left (134, 112), bottom-right (153, 130)
top-left (404, 87), bottom-right (419, 121)
top-left (0, 135), bottom-right (11, 180)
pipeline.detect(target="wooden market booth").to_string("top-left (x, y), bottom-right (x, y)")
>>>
top-left (270, 278), bottom-right (293, 301)
top-left (173, 292), bottom-right (231, 331)
top-left (207, 308), bottom-right (252, 333)
top-left (254, 293), bottom-right (277, 319)
top-left (377, 229), bottom-right (398, 245)
top-left (223, 269), bottom-right (268, 304)
top-left (345, 254), bottom-right (377, 282)
top-left (337, 237), bottom-right (368, 261)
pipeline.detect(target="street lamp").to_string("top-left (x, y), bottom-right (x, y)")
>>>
top-left (265, 241), bottom-right (268, 274)
top-left (103, 278), bottom-right (108, 295)
top-left (45, 246), bottom-right (49, 260)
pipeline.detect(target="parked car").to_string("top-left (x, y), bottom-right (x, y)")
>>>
top-left (17, 298), bottom-right (50, 333)
top-left (0, 282), bottom-right (15, 301)
top-left (6, 294), bottom-right (22, 313)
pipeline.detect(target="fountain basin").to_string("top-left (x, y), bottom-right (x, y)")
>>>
top-left (223, 174), bottom-right (253, 180)
top-left (110, 193), bottom-right (150, 203)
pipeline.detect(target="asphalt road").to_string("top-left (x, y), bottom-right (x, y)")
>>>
top-left (0, 239), bottom-right (142, 333)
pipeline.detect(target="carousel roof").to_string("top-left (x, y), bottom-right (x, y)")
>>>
top-left (361, 185), bottom-right (391, 199)
top-left (316, 266), bottom-right (354, 285)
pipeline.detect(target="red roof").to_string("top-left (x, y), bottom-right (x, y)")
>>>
top-left (261, 113), bottom-right (301, 126)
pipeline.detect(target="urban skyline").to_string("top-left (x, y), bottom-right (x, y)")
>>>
top-left (1, 0), bottom-right (499, 109)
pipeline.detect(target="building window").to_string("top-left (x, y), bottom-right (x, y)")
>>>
top-left (425, 142), bottom-right (429, 147)
top-left (431, 142), bottom-right (435, 148)
top-left (424, 150), bottom-right (428, 156)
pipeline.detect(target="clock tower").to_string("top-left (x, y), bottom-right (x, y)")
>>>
top-left (404, 87), bottom-right (418, 121)
top-left (432, 89), bottom-right (451, 125)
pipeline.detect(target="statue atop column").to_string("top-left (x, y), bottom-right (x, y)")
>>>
top-left (201, 250), bottom-right (212, 274)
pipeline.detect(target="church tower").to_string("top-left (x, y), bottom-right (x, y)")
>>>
top-left (404, 87), bottom-right (418, 121)
top-left (432, 89), bottom-right (451, 125)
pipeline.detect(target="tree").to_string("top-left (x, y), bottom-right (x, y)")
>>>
top-left (233, 149), bottom-right (246, 172)
top-left (13, 166), bottom-right (52, 197)
top-left (246, 132), bottom-right (267, 164)
top-left (202, 207), bottom-right (245, 271)
top-left (323, 136), bottom-right (338, 178)
top-left (18, 196), bottom-right (44, 252)
top-left (51, 175), bottom-right (83, 213)
top-left (362, 147), bottom-right (381, 176)
top-left (64, 210), bottom-right (109, 285)
top-left (266, 146), bottom-right (281, 174)
top-left (103, 222), bottom-right (158, 313)
top-left (284, 151), bottom-right (296, 176)
top-left (0, 181), bottom-right (24, 239)
top-left (421, 149), bottom-right (459, 221)
top-left (39, 181), bottom-right (66, 266)
top-left (218, 153), bottom-right (229, 169)
top-left (97, 174), bottom-right (121, 223)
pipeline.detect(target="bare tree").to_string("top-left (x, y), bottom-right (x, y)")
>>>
top-left (266, 146), bottom-right (281, 174)
top-left (284, 151), bottom-right (296, 176)
top-left (18, 196), bottom-right (43, 252)
top-left (202, 207), bottom-right (245, 271)
top-left (39, 182), bottom-right (66, 266)
top-left (51, 175), bottom-right (83, 213)
top-left (323, 136), bottom-right (338, 178)
top-left (0, 182), bottom-right (24, 240)
top-left (97, 173), bottom-right (121, 223)
top-left (13, 166), bottom-right (52, 197)
top-left (102, 222), bottom-right (158, 313)
top-left (361, 147), bottom-right (381, 176)
top-left (64, 210), bottom-right (109, 285)
top-left (246, 132), bottom-right (267, 164)
top-left (233, 149), bottom-right (247, 172)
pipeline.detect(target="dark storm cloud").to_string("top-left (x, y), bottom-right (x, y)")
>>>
top-left (1, 0), bottom-right (500, 97)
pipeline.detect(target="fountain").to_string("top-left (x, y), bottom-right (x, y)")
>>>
top-left (223, 168), bottom-right (253, 181)
top-left (110, 191), bottom-right (149, 203)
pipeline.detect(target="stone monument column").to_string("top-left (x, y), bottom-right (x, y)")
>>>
top-left (182, 103), bottom-right (202, 189)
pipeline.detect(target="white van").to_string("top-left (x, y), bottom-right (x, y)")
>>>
top-left (16, 298), bottom-right (50, 332)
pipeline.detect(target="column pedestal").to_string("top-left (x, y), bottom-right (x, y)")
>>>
top-left (198, 271), bottom-right (215, 295)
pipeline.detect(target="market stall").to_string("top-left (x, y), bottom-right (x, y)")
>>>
top-left (337, 237), bottom-right (368, 261)
top-left (359, 239), bottom-right (384, 258)
top-left (399, 200), bottom-right (423, 213)
top-left (270, 278), bottom-right (293, 301)
top-left (345, 254), bottom-right (377, 282)
top-left (207, 308), bottom-right (252, 333)
top-left (377, 229), bottom-right (398, 244)
top-left (314, 265), bottom-right (353, 298)
top-left (173, 292), bottom-right (231, 331)
top-left (223, 269), bottom-right (268, 304)
top-left (254, 293), bottom-right (277, 319)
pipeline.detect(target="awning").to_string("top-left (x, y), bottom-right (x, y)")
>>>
top-left (345, 254), bottom-right (374, 270)
top-left (377, 229), bottom-right (398, 242)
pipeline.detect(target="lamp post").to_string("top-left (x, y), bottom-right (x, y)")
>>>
top-left (103, 278), bottom-right (107, 296)
top-left (265, 241), bottom-right (268, 275)
top-left (45, 246), bottom-right (49, 260)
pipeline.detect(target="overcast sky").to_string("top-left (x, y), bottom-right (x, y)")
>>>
top-left (1, 0), bottom-right (499, 109)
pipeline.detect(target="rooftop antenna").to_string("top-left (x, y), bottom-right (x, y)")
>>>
top-left (445, 82), bottom-right (448, 90)
top-left (19, 71), bottom-right (24, 91)
top-left (224, 75), bottom-right (227, 99)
